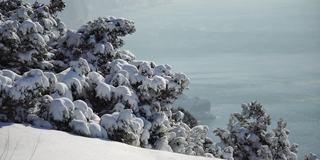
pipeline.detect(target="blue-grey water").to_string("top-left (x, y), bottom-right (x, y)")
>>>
top-left (31, 0), bottom-right (320, 158)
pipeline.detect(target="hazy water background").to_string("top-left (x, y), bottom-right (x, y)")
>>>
top-left (30, 0), bottom-right (320, 157)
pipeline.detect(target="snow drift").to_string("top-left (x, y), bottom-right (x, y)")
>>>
top-left (0, 123), bottom-right (220, 160)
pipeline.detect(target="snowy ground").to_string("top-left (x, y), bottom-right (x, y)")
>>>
top-left (0, 123), bottom-right (220, 160)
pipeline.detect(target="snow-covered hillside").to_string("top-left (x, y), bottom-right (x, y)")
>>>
top-left (1, 1), bottom-right (318, 160)
top-left (0, 123), bottom-right (219, 160)
top-left (0, 0), bottom-right (222, 158)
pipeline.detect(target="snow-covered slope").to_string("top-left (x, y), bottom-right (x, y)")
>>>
top-left (0, 123), bottom-right (220, 160)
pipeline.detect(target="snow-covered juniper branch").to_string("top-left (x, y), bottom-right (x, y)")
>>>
top-left (213, 102), bottom-right (300, 160)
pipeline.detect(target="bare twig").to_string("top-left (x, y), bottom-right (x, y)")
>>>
top-left (0, 129), bottom-right (10, 160)
top-left (8, 137), bottom-right (21, 160)
top-left (28, 133), bottom-right (41, 160)
top-left (0, 133), bottom-right (7, 160)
